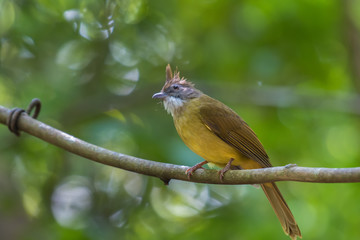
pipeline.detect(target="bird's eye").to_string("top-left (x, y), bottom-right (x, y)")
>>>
top-left (172, 85), bottom-right (179, 90)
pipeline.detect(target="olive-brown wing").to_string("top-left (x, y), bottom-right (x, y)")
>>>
top-left (199, 102), bottom-right (272, 168)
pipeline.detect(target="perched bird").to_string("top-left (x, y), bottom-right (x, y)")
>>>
top-left (152, 64), bottom-right (301, 240)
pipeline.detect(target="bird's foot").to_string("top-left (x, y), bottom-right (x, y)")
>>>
top-left (218, 158), bottom-right (234, 182)
top-left (185, 161), bottom-right (208, 180)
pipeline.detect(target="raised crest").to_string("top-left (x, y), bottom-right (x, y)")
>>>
top-left (163, 64), bottom-right (194, 90)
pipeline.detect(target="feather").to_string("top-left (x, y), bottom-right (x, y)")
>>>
top-left (199, 95), bottom-right (272, 168)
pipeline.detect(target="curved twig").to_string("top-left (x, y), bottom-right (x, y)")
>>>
top-left (6, 98), bottom-right (41, 136)
top-left (0, 104), bottom-right (359, 185)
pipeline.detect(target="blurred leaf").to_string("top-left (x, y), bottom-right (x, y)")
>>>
top-left (0, 0), bottom-right (15, 36)
top-left (1, 0), bottom-right (360, 239)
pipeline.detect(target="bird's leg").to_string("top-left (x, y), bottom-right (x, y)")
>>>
top-left (185, 160), bottom-right (208, 179)
top-left (218, 158), bottom-right (234, 182)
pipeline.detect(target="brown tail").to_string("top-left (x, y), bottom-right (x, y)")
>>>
top-left (261, 183), bottom-right (302, 240)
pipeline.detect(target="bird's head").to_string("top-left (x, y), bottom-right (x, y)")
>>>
top-left (152, 64), bottom-right (201, 116)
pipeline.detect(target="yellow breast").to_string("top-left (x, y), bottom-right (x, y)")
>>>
top-left (173, 97), bottom-right (247, 168)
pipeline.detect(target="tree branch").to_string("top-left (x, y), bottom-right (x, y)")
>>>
top-left (1, 104), bottom-right (359, 184)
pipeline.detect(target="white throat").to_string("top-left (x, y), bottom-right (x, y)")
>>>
top-left (163, 96), bottom-right (185, 116)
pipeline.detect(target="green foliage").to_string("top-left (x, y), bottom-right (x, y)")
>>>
top-left (1, 0), bottom-right (359, 239)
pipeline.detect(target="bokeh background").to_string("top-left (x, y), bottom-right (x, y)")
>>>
top-left (1, 0), bottom-right (360, 239)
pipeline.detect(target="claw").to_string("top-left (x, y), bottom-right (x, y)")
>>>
top-left (185, 161), bottom-right (208, 180)
top-left (218, 158), bottom-right (234, 182)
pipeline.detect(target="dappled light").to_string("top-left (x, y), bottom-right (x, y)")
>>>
top-left (51, 176), bottom-right (92, 229)
top-left (1, 0), bottom-right (360, 239)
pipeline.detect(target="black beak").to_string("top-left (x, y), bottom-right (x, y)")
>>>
top-left (152, 92), bottom-right (167, 99)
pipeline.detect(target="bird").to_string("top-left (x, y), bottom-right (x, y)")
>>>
top-left (152, 64), bottom-right (302, 240)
